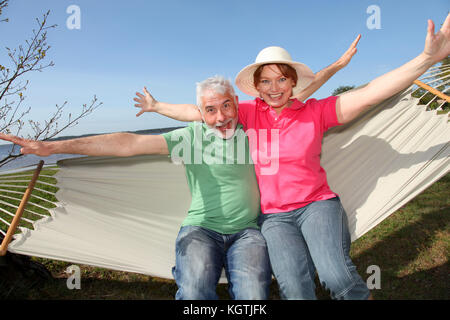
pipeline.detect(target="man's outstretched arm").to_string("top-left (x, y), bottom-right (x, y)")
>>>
top-left (292, 34), bottom-right (361, 102)
top-left (134, 87), bottom-right (201, 121)
top-left (0, 132), bottom-right (168, 157)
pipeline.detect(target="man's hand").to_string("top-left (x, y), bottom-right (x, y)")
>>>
top-left (0, 133), bottom-right (53, 156)
top-left (134, 87), bottom-right (158, 117)
top-left (132, 87), bottom-right (202, 122)
top-left (334, 34), bottom-right (361, 70)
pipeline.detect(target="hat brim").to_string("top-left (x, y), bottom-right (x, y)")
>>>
top-left (235, 60), bottom-right (315, 97)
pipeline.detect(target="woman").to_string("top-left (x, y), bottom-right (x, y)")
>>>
top-left (134, 16), bottom-right (450, 299)
top-left (232, 16), bottom-right (449, 300)
top-left (234, 48), bottom-right (369, 299)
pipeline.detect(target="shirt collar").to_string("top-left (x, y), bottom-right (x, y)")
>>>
top-left (202, 122), bottom-right (242, 139)
top-left (255, 98), bottom-right (270, 111)
top-left (203, 122), bottom-right (216, 138)
top-left (289, 99), bottom-right (305, 110)
top-left (255, 98), bottom-right (305, 111)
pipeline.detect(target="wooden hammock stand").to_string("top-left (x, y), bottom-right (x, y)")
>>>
top-left (0, 160), bottom-right (44, 256)
top-left (413, 80), bottom-right (450, 103)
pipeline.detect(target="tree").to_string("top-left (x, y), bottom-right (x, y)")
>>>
top-left (0, 0), bottom-right (102, 167)
top-left (332, 85), bottom-right (355, 96)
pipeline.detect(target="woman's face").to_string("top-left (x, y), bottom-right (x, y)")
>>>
top-left (255, 64), bottom-right (296, 109)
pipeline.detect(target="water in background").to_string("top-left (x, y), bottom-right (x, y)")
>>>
top-left (0, 143), bottom-right (85, 172)
top-left (0, 126), bottom-right (182, 173)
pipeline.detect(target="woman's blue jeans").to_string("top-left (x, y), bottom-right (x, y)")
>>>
top-left (172, 225), bottom-right (272, 300)
top-left (259, 197), bottom-right (370, 300)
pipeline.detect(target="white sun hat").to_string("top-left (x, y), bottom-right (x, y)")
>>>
top-left (235, 46), bottom-right (315, 97)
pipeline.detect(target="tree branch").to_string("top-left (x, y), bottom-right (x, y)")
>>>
top-left (0, 1), bottom-right (103, 167)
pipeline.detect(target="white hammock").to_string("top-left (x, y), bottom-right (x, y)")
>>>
top-left (3, 87), bottom-right (450, 280)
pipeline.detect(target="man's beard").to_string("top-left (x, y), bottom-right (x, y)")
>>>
top-left (208, 118), bottom-right (237, 139)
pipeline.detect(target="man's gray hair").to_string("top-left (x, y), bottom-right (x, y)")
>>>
top-left (196, 75), bottom-right (237, 111)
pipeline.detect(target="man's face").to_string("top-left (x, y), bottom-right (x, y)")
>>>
top-left (201, 90), bottom-right (239, 139)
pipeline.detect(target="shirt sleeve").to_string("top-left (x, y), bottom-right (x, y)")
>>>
top-left (238, 103), bottom-right (247, 128)
top-left (162, 125), bottom-right (193, 162)
top-left (311, 96), bottom-right (340, 132)
top-left (238, 100), bottom-right (257, 131)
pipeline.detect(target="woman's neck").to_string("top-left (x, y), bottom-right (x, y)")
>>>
top-left (270, 99), bottom-right (294, 115)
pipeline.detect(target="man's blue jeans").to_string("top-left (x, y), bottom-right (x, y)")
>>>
top-left (172, 225), bottom-right (272, 300)
top-left (259, 197), bottom-right (370, 300)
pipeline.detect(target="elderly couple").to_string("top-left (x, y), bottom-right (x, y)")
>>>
top-left (1, 15), bottom-right (449, 300)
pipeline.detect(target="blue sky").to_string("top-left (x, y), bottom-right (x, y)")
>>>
top-left (1, 0), bottom-right (448, 139)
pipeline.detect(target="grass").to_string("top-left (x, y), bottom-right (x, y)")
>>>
top-left (0, 167), bottom-right (59, 232)
top-left (0, 169), bottom-right (449, 300)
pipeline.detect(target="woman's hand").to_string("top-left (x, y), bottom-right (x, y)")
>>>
top-left (334, 34), bottom-right (361, 70)
top-left (422, 14), bottom-right (450, 64)
top-left (292, 35), bottom-right (361, 102)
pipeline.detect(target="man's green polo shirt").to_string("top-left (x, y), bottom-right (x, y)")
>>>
top-left (162, 122), bottom-right (260, 234)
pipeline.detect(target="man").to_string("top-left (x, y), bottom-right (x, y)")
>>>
top-left (0, 76), bottom-right (272, 300)
top-left (161, 76), bottom-right (271, 299)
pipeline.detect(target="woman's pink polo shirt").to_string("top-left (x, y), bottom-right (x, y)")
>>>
top-left (238, 96), bottom-right (341, 214)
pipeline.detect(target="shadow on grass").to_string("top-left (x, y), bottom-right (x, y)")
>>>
top-left (350, 206), bottom-right (449, 300)
top-left (29, 277), bottom-right (179, 300)
top-left (3, 206), bottom-right (448, 300)
top-left (18, 275), bottom-right (284, 300)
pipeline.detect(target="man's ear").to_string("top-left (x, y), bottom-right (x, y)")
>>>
top-left (197, 105), bottom-right (205, 123)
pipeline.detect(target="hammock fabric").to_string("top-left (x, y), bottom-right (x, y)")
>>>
top-left (6, 88), bottom-right (450, 280)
